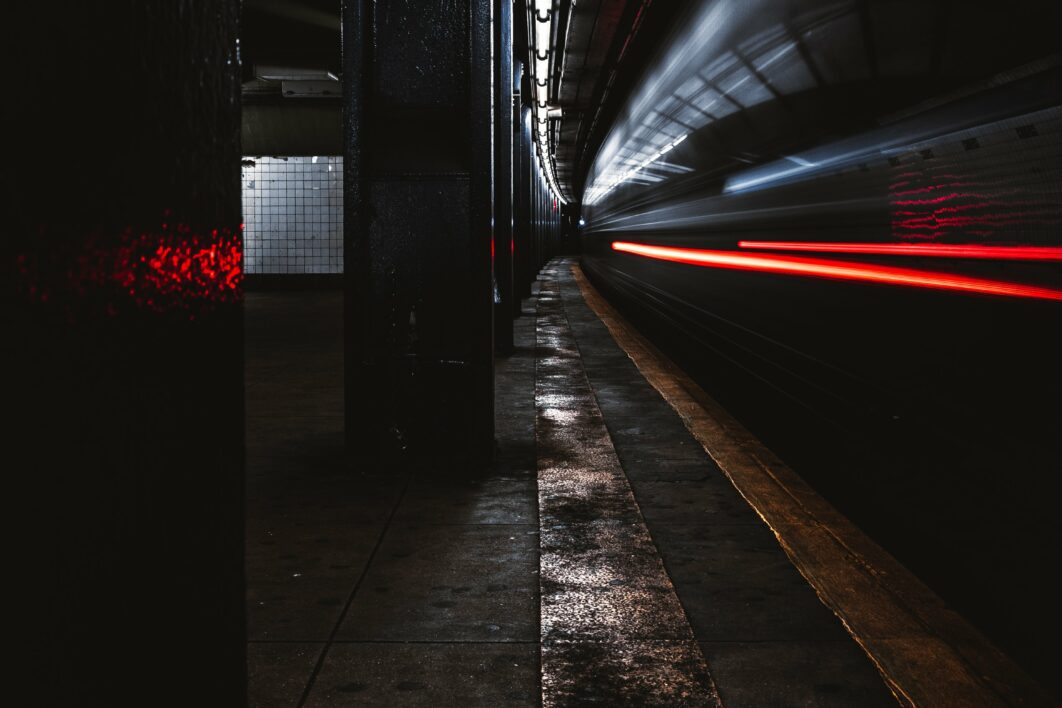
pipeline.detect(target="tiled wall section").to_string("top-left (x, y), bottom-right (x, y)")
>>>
top-left (242, 156), bottom-right (343, 274)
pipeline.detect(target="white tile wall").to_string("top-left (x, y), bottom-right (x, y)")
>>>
top-left (241, 156), bottom-right (343, 274)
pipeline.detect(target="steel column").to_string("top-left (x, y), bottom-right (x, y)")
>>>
top-left (343, 0), bottom-right (495, 468)
top-left (493, 0), bottom-right (515, 350)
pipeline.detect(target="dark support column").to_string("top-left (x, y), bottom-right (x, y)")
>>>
top-left (344, 0), bottom-right (494, 468)
top-left (531, 149), bottom-right (538, 276)
top-left (534, 154), bottom-right (544, 271)
top-left (493, 0), bottom-right (515, 351)
top-left (7, 3), bottom-right (245, 705)
top-left (514, 99), bottom-right (534, 301)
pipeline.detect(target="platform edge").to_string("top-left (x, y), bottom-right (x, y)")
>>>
top-left (571, 262), bottom-right (1053, 708)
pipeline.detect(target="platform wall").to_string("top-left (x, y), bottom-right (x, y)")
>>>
top-left (242, 155), bottom-right (344, 274)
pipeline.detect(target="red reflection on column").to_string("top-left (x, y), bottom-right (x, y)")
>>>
top-left (113, 222), bottom-right (243, 312)
top-left (17, 217), bottom-right (242, 317)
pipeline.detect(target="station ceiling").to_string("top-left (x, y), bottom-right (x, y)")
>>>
top-left (241, 0), bottom-right (341, 83)
top-left (240, 0), bottom-right (683, 205)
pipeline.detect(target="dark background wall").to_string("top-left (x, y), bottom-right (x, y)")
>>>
top-left (243, 103), bottom-right (342, 156)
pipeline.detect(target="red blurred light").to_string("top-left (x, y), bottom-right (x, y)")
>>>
top-left (17, 219), bottom-right (242, 316)
top-left (114, 224), bottom-right (242, 311)
top-left (737, 241), bottom-right (1062, 261)
top-left (611, 241), bottom-right (1062, 301)
top-left (886, 169), bottom-right (1062, 241)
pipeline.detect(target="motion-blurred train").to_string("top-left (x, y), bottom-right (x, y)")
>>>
top-left (577, 0), bottom-right (1062, 688)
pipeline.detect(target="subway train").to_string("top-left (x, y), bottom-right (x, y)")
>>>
top-left (577, 0), bottom-right (1062, 689)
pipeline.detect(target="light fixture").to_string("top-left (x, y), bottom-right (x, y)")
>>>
top-left (527, 0), bottom-right (566, 205)
top-left (535, 16), bottom-right (552, 49)
top-left (535, 55), bottom-right (549, 82)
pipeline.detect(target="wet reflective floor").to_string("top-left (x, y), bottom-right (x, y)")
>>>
top-left (535, 262), bottom-right (894, 708)
top-left (245, 267), bottom-right (896, 706)
top-left (536, 268), bottom-right (721, 706)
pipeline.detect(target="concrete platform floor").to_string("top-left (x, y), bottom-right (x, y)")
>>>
top-left (246, 290), bottom-right (539, 707)
top-left (245, 265), bottom-right (894, 706)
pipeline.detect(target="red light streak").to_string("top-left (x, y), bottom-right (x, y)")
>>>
top-left (611, 241), bottom-right (1062, 301)
top-left (890, 181), bottom-right (971, 195)
top-left (892, 192), bottom-right (986, 206)
top-left (736, 241), bottom-right (1062, 261)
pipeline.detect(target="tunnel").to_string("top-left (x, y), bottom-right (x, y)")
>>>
top-left (6, 0), bottom-right (1061, 706)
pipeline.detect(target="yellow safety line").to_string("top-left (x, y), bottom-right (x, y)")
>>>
top-left (571, 262), bottom-right (1053, 708)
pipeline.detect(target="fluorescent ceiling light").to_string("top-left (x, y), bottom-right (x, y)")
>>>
top-left (535, 55), bottom-right (549, 81)
top-left (535, 17), bottom-right (552, 49)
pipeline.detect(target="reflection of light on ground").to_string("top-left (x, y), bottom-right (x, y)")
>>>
top-left (542, 407), bottom-right (580, 425)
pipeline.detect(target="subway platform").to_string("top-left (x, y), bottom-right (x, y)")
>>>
top-left (246, 259), bottom-right (1049, 707)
